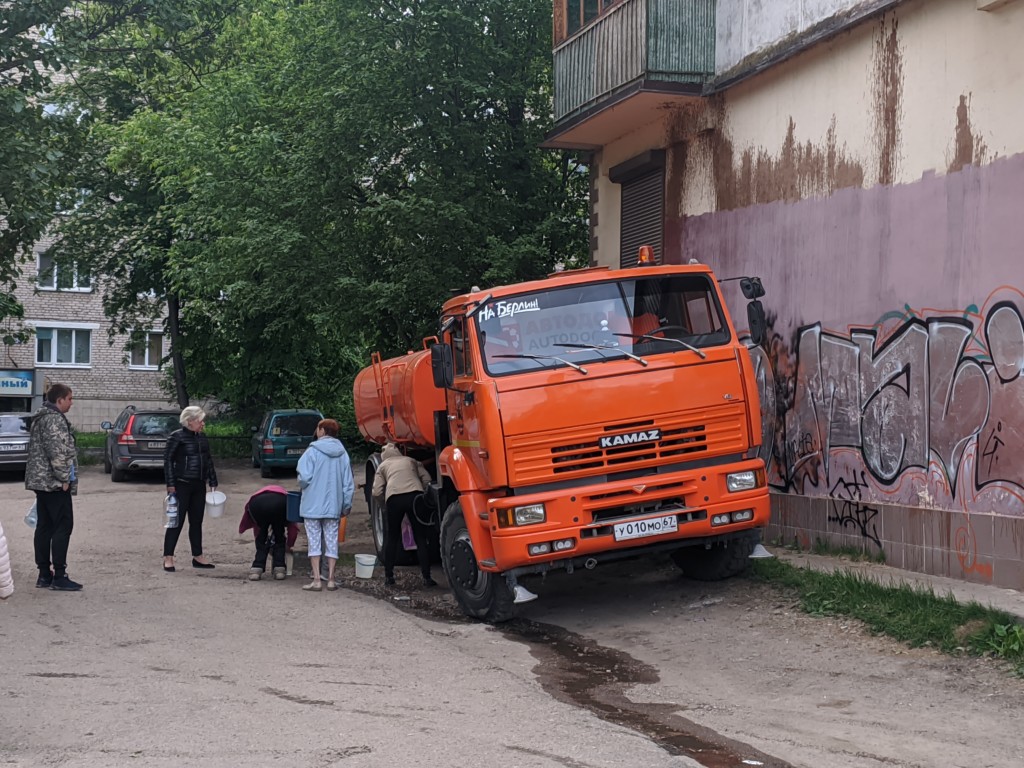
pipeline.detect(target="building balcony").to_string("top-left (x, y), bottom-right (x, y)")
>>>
top-left (546, 0), bottom-right (714, 150)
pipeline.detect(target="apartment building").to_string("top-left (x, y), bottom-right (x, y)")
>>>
top-left (1, 235), bottom-right (173, 430)
top-left (546, 0), bottom-right (1024, 588)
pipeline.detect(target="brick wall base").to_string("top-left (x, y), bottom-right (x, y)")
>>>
top-left (767, 492), bottom-right (1024, 591)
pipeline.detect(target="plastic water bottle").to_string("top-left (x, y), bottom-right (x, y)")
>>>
top-left (164, 493), bottom-right (179, 529)
top-left (25, 501), bottom-right (37, 529)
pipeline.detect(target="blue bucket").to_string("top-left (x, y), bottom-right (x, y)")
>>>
top-left (286, 491), bottom-right (302, 522)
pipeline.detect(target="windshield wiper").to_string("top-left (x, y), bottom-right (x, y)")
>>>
top-left (494, 353), bottom-right (589, 375)
top-left (612, 332), bottom-right (707, 359)
top-left (553, 342), bottom-right (648, 367)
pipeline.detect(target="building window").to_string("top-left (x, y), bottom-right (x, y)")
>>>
top-left (36, 326), bottom-right (92, 366)
top-left (560, 0), bottom-right (621, 41)
top-left (129, 332), bottom-right (163, 369)
top-left (37, 253), bottom-right (92, 291)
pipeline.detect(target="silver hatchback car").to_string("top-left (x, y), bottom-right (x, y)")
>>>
top-left (0, 413), bottom-right (33, 471)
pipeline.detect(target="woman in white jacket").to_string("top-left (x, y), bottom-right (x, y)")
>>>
top-left (0, 520), bottom-right (14, 599)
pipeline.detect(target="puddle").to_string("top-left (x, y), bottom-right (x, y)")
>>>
top-left (350, 578), bottom-right (790, 768)
top-left (501, 618), bottom-right (790, 768)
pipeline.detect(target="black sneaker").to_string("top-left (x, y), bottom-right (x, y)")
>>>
top-left (385, 575), bottom-right (396, 586)
top-left (35, 573), bottom-right (53, 589)
top-left (422, 577), bottom-right (438, 588)
top-left (50, 574), bottom-right (83, 592)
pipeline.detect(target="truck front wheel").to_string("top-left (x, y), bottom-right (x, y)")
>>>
top-left (670, 531), bottom-right (758, 581)
top-left (440, 501), bottom-right (514, 623)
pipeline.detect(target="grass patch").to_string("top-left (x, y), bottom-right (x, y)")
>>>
top-left (74, 431), bottom-right (106, 449)
top-left (771, 534), bottom-right (886, 564)
top-left (202, 417), bottom-right (250, 459)
top-left (810, 538), bottom-right (886, 564)
top-left (751, 558), bottom-right (1024, 675)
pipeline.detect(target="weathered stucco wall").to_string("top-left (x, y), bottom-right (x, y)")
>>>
top-left (591, 0), bottom-right (1024, 586)
top-left (715, 0), bottom-right (894, 73)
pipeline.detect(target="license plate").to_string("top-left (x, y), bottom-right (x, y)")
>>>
top-left (286, 448), bottom-right (305, 456)
top-left (147, 441), bottom-right (165, 449)
top-left (613, 514), bottom-right (679, 542)
top-left (0, 443), bottom-right (23, 452)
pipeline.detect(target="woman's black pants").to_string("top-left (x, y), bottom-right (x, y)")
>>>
top-left (383, 491), bottom-right (431, 579)
top-left (163, 479), bottom-right (206, 557)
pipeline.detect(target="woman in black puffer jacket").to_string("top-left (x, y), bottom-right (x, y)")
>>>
top-left (162, 406), bottom-right (219, 572)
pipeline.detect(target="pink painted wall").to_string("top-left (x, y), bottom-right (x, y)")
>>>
top-left (678, 154), bottom-right (1024, 584)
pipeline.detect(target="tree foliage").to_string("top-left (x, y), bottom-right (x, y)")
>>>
top-left (1, 0), bottom-right (69, 336)
top-left (35, 0), bottom-right (589, 426)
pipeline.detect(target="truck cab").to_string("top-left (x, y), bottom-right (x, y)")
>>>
top-left (356, 256), bottom-right (770, 622)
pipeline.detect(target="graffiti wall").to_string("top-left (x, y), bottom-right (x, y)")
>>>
top-left (680, 154), bottom-right (1024, 586)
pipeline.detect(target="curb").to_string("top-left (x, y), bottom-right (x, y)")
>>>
top-left (771, 548), bottom-right (1024, 624)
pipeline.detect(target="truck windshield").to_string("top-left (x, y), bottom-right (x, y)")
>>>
top-left (477, 274), bottom-right (729, 376)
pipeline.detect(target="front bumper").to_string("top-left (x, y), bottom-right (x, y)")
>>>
top-left (482, 459), bottom-right (770, 572)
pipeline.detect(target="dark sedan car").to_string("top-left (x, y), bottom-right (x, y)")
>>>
top-left (101, 407), bottom-right (181, 482)
top-left (251, 409), bottom-right (323, 477)
top-left (0, 413), bottom-right (33, 471)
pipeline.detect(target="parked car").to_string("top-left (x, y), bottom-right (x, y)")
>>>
top-left (0, 413), bottom-right (33, 472)
top-left (251, 409), bottom-right (323, 477)
top-left (101, 406), bottom-right (181, 482)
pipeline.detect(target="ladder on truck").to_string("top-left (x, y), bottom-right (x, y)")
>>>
top-left (369, 351), bottom-right (398, 443)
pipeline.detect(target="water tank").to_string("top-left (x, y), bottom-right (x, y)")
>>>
top-left (353, 350), bottom-right (446, 447)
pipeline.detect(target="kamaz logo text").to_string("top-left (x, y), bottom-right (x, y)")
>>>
top-left (599, 429), bottom-right (661, 449)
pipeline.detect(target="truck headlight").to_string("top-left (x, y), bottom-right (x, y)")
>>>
top-left (726, 470), bottom-right (758, 492)
top-left (513, 504), bottom-right (546, 526)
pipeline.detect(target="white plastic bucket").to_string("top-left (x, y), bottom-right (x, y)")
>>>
top-left (354, 554), bottom-right (377, 579)
top-left (205, 490), bottom-right (227, 519)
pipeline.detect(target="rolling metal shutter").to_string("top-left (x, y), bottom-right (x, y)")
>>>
top-left (619, 167), bottom-right (664, 268)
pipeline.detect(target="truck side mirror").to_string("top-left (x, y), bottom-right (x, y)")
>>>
top-left (740, 277), bottom-right (765, 300)
top-left (431, 343), bottom-right (454, 389)
top-left (747, 300), bottom-right (767, 346)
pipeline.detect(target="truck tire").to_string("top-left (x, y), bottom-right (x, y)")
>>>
top-left (671, 531), bottom-right (758, 581)
top-left (440, 501), bottom-right (514, 623)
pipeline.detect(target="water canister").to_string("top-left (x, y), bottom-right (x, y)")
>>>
top-left (164, 493), bottom-right (179, 529)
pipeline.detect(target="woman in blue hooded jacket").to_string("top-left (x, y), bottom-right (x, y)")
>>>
top-left (297, 419), bottom-right (354, 591)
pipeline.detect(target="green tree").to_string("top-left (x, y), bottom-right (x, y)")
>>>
top-left (1, 0), bottom-right (69, 338)
top-left (128, 0), bottom-right (587, 419)
top-left (45, 0), bottom-right (588, 426)
top-left (43, 0), bottom-right (243, 405)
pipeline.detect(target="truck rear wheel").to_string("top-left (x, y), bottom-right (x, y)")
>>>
top-left (671, 531), bottom-right (758, 581)
top-left (440, 501), bottom-right (514, 623)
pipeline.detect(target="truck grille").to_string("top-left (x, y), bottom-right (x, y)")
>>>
top-left (507, 402), bottom-right (747, 485)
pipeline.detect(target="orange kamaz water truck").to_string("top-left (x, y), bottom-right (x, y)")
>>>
top-left (353, 248), bottom-right (770, 622)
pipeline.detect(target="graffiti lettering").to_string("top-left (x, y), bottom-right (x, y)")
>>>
top-left (828, 470), bottom-right (881, 547)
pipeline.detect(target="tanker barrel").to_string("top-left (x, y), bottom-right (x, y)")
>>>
top-left (353, 349), bottom-right (447, 448)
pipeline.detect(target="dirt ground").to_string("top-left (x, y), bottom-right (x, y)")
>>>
top-left (2, 460), bottom-right (1023, 768)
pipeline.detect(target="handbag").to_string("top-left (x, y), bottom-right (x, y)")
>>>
top-left (401, 516), bottom-right (417, 550)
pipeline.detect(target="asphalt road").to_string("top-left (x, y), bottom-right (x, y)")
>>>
top-left (2, 460), bottom-right (1023, 768)
top-left (0, 461), bottom-right (703, 768)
